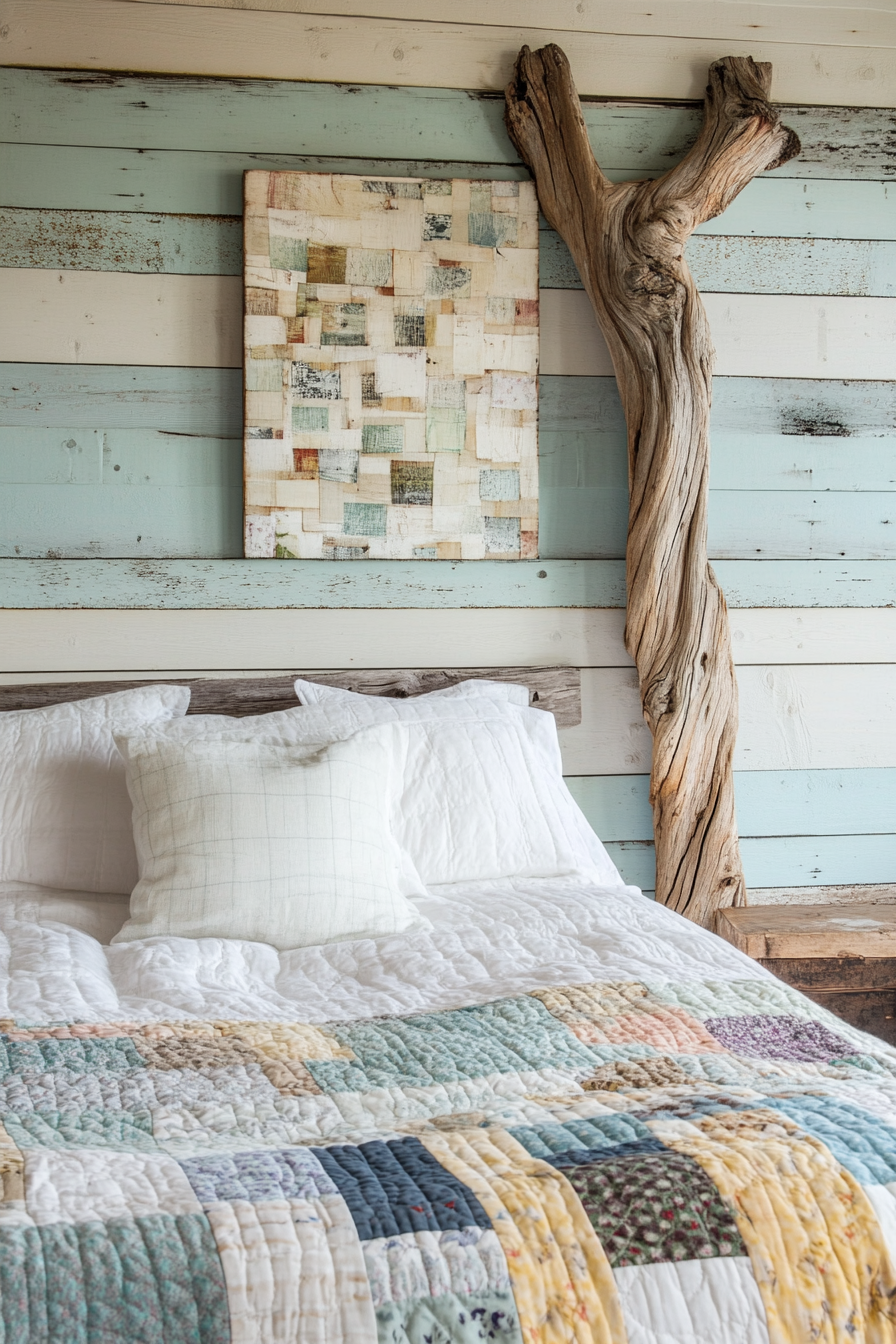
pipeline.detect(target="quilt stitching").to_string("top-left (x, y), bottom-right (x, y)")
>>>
top-left (0, 979), bottom-right (895, 1342)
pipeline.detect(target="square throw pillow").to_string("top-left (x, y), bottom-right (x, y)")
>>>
top-left (0, 684), bottom-right (191, 894)
top-left (111, 723), bottom-right (429, 950)
top-left (294, 680), bottom-right (623, 887)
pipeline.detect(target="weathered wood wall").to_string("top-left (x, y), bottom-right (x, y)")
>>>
top-left (2, 0), bottom-right (895, 903)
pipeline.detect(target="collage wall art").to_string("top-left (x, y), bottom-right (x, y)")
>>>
top-left (243, 171), bottom-right (540, 560)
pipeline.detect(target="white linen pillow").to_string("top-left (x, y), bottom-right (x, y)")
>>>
top-left (111, 724), bottom-right (429, 950)
top-left (297, 678), bottom-right (530, 709)
top-left (0, 684), bottom-right (191, 894)
top-left (294, 679), bottom-right (624, 887)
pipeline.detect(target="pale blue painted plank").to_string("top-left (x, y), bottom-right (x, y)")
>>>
top-left (603, 842), bottom-right (656, 891)
top-left (541, 375), bottom-right (896, 439)
top-left (0, 148), bottom-right (530, 217)
top-left (569, 769), bottom-right (896, 843)
top-left (0, 208), bottom-right (241, 275)
top-left (0, 428), bottom-right (104, 484)
top-left (545, 487), bottom-right (896, 561)
top-left (0, 486), bottom-right (243, 559)
top-left (543, 427), bottom-right (896, 493)
top-left (0, 557), bottom-right (626, 607)
top-left (0, 365), bottom-right (241, 433)
top-left (566, 775), bottom-right (654, 842)
top-left (712, 561), bottom-right (896, 609)
top-left (709, 491), bottom-right (896, 561)
top-left (1, 557), bottom-right (895, 608)
top-left (3, 150), bottom-right (889, 240)
top-left (3, 368), bottom-right (893, 441)
top-left (8, 206), bottom-right (896, 297)
top-left (539, 486), bottom-right (627, 559)
top-left (0, 428), bottom-right (238, 485)
top-left (741, 835), bottom-right (896, 888)
top-left (604, 835), bottom-right (896, 892)
top-left (541, 232), bottom-right (896, 298)
top-left (3, 70), bottom-right (889, 179)
top-left (710, 435), bottom-right (896, 491)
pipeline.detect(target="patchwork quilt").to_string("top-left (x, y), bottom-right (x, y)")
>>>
top-left (3, 974), bottom-right (896, 1343)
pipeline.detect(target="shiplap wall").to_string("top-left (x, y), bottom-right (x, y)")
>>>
top-left (2, 0), bottom-right (895, 902)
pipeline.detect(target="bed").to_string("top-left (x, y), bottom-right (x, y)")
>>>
top-left (0, 672), bottom-right (894, 1344)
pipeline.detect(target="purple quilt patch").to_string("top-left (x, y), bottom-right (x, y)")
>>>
top-left (704, 1014), bottom-right (855, 1063)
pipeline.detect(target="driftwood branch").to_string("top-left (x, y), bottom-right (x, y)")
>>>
top-left (506, 47), bottom-right (799, 925)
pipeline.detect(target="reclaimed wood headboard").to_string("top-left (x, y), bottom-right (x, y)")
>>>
top-left (0, 667), bottom-right (582, 728)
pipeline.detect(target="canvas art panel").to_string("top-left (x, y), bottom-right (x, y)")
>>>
top-left (243, 172), bottom-right (540, 560)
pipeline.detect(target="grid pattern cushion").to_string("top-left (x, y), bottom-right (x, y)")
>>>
top-left (111, 725), bottom-right (428, 950)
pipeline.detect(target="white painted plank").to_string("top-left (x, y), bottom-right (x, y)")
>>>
top-left (4, 270), bottom-right (895, 381)
top-left (734, 663), bottom-right (896, 772)
top-left (115, 0), bottom-right (896, 52)
top-left (563, 664), bottom-right (896, 774)
top-left (0, 270), bottom-right (241, 369)
top-left (540, 288), bottom-right (896, 381)
top-left (0, 608), bottom-right (632, 674)
top-left (4, 0), bottom-right (895, 106)
top-left (730, 609), bottom-right (896, 664)
top-left (3, 608), bottom-right (896, 673)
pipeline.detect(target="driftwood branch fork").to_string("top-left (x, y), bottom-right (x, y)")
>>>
top-left (505, 48), bottom-right (800, 924)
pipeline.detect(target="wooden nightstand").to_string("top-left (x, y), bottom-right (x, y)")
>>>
top-left (715, 903), bottom-right (896, 1046)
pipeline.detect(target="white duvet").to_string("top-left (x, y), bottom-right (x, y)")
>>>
top-left (0, 878), bottom-right (769, 1025)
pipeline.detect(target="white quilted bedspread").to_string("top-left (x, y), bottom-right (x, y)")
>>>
top-left (0, 878), bottom-right (764, 1023)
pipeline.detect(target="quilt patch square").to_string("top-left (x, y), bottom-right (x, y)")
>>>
top-left (314, 1137), bottom-right (492, 1241)
top-left (704, 1014), bottom-right (855, 1062)
top-left (564, 1148), bottom-right (746, 1268)
top-left (243, 171), bottom-right (539, 559)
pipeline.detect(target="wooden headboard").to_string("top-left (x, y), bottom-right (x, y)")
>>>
top-left (0, 667), bottom-right (582, 727)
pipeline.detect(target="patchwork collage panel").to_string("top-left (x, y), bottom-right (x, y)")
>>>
top-left (243, 171), bottom-right (540, 560)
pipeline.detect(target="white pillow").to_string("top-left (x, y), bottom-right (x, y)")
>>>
top-left (111, 724), bottom-right (429, 951)
top-left (297, 677), bottom-right (531, 709)
top-left (295, 679), bottom-right (623, 887)
top-left (0, 684), bottom-right (191, 894)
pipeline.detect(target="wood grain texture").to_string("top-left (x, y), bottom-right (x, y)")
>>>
top-left (9, 206), bottom-right (896, 299)
top-left (749, 883), bottom-right (896, 906)
top-left (760, 958), bottom-right (896, 992)
top-left (0, 608), bottom-right (633, 675)
top-left (541, 288), bottom-right (896, 380)
top-left (5, 69), bottom-right (893, 178)
top-left (5, 270), bottom-right (895, 379)
top-left (0, 665), bottom-right (581, 724)
top-left (784, 988), bottom-right (896, 1043)
top-left (113, 0), bottom-right (896, 52)
top-left (544, 234), bottom-right (896, 299)
top-left (0, 364), bottom-right (242, 432)
top-left (717, 902), bottom-right (896, 958)
top-left (505, 47), bottom-right (805, 924)
top-left (0, 270), bottom-right (241, 368)
top-left (5, 0), bottom-right (896, 104)
top-left (0, 208), bottom-right (241, 275)
top-left (5, 557), bottom-right (896, 609)
top-left (568, 663), bottom-right (896, 774)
